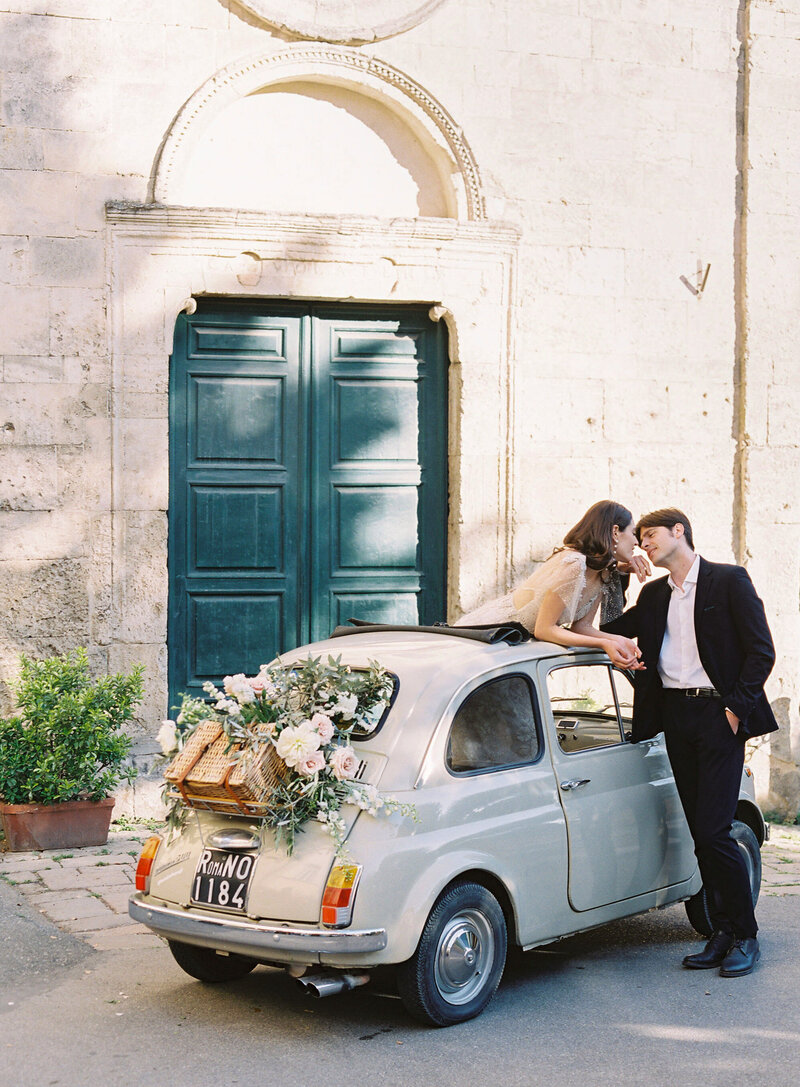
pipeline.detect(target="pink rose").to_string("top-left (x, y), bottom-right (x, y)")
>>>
top-left (330, 745), bottom-right (359, 781)
top-left (296, 749), bottom-right (326, 777)
top-left (310, 712), bottom-right (334, 743)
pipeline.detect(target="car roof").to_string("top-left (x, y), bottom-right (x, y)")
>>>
top-left (280, 629), bottom-right (583, 679)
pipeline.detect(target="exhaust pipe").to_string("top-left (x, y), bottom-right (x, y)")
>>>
top-left (296, 971), bottom-right (371, 999)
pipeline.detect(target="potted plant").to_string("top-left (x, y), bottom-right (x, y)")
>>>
top-left (0, 649), bottom-right (144, 851)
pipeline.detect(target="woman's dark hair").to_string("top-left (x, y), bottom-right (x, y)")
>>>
top-left (635, 508), bottom-right (694, 550)
top-left (562, 500), bottom-right (633, 571)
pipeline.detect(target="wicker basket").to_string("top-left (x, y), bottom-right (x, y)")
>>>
top-left (163, 721), bottom-right (223, 784)
top-left (164, 722), bottom-right (286, 815)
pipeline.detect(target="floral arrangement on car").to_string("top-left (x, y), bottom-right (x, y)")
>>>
top-left (159, 655), bottom-right (413, 855)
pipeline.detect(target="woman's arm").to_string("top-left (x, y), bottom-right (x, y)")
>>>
top-left (533, 592), bottom-right (642, 668)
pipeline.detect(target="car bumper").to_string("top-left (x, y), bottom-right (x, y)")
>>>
top-left (129, 893), bottom-right (388, 961)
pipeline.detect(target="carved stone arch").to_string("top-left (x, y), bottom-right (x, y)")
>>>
top-left (150, 45), bottom-right (485, 221)
top-left (230, 0), bottom-right (449, 44)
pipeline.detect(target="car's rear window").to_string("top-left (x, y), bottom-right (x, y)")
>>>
top-left (349, 671), bottom-right (399, 741)
top-left (447, 674), bottom-right (541, 773)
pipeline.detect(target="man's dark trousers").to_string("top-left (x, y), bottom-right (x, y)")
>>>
top-left (661, 690), bottom-right (757, 938)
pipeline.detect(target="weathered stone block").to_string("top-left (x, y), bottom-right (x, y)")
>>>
top-left (2, 71), bottom-right (113, 133)
top-left (57, 426), bottom-right (113, 512)
top-left (0, 167), bottom-right (78, 246)
top-left (30, 237), bottom-right (105, 288)
top-left (112, 512), bottom-right (168, 644)
top-left (0, 236), bottom-right (29, 285)
top-left (591, 20), bottom-right (693, 67)
top-left (0, 383), bottom-right (90, 445)
top-left (0, 448), bottom-right (58, 512)
top-left (0, 286), bottom-right (51, 354)
top-left (49, 289), bottom-right (106, 356)
top-left (119, 419), bottom-right (169, 511)
top-left (0, 125), bottom-right (43, 169)
top-left (107, 640), bottom-right (168, 730)
top-left (0, 558), bottom-right (91, 641)
top-left (2, 355), bottom-right (63, 383)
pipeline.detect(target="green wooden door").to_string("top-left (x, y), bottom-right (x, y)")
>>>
top-left (168, 300), bottom-right (448, 707)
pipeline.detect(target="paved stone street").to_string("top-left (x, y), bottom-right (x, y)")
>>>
top-left (2, 821), bottom-right (799, 951)
top-left (0, 825), bottom-right (162, 952)
top-left (761, 823), bottom-right (800, 897)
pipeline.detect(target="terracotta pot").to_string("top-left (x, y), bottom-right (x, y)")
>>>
top-left (0, 796), bottom-right (116, 851)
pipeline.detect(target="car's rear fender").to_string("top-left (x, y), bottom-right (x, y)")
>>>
top-left (735, 797), bottom-right (767, 845)
top-left (319, 846), bottom-right (525, 967)
top-left (331, 792), bottom-right (568, 965)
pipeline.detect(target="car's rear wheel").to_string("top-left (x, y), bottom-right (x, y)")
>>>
top-left (167, 940), bottom-right (258, 983)
top-left (684, 819), bottom-right (762, 938)
top-left (396, 880), bottom-right (507, 1027)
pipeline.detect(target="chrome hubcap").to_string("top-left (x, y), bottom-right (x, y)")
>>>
top-left (434, 908), bottom-right (495, 1005)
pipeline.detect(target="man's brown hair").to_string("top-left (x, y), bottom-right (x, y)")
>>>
top-left (635, 507), bottom-right (694, 550)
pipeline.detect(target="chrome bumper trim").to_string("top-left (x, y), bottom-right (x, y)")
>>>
top-left (129, 893), bottom-right (387, 956)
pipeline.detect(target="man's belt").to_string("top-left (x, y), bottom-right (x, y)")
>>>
top-left (667, 687), bottom-right (722, 699)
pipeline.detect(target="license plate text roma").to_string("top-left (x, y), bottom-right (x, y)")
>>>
top-left (191, 849), bottom-right (254, 911)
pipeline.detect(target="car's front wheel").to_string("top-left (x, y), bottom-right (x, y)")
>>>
top-left (167, 940), bottom-right (258, 983)
top-left (684, 819), bottom-right (762, 938)
top-left (396, 880), bottom-right (507, 1027)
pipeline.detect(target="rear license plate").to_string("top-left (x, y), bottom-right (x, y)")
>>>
top-left (190, 849), bottom-right (255, 912)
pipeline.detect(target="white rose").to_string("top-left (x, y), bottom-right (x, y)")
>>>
top-left (333, 692), bottom-right (358, 721)
top-left (157, 720), bottom-right (178, 756)
top-left (330, 745), bottom-right (359, 781)
top-left (275, 721), bottom-right (322, 768)
top-left (223, 673), bottom-right (255, 704)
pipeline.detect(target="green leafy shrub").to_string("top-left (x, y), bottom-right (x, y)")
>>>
top-left (0, 649), bottom-right (144, 805)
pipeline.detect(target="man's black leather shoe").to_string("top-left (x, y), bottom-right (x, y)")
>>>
top-left (720, 937), bottom-right (760, 977)
top-left (682, 931), bottom-right (734, 969)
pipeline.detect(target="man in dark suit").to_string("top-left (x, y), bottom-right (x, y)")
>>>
top-left (603, 508), bottom-right (778, 977)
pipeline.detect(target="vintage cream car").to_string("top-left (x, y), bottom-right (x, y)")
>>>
top-left (130, 625), bottom-right (765, 1026)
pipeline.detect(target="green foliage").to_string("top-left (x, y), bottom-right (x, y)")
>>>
top-left (763, 809), bottom-right (800, 827)
top-left (0, 649), bottom-right (144, 806)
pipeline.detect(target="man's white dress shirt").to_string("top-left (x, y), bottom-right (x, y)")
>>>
top-left (658, 554), bottom-right (715, 689)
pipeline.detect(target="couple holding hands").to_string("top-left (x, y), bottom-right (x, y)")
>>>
top-left (459, 501), bottom-right (778, 978)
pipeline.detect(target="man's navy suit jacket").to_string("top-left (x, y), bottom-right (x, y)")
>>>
top-left (602, 556), bottom-right (779, 743)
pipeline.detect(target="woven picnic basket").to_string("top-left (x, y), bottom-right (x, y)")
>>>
top-left (164, 721), bottom-right (285, 814)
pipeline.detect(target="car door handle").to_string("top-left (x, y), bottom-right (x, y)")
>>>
top-left (560, 778), bottom-right (591, 791)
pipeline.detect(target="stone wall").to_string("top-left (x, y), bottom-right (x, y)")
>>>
top-left (0, 0), bottom-right (797, 815)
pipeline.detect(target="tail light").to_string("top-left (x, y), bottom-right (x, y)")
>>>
top-left (135, 836), bottom-right (162, 892)
top-left (321, 863), bottom-right (362, 928)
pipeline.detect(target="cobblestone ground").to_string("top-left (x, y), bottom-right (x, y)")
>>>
top-left (1, 822), bottom-right (799, 951)
top-left (761, 823), bottom-right (800, 898)
top-left (0, 826), bottom-right (163, 951)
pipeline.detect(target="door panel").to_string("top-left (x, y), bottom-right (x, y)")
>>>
top-left (169, 302), bottom-right (447, 707)
top-left (191, 487), bottom-right (284, 571)
top-left (542, 659), bottom-right (695, 912)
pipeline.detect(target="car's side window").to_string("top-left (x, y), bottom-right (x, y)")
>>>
top-left (547, 663), bottom-right (624, 753)
top-left (610, 668), bottom-right (634, 737)
top-left (446, 675), bottom-right (540, 774)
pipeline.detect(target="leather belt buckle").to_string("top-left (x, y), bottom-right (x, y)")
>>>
top-left (683, 687), bottom-right (720, 699)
